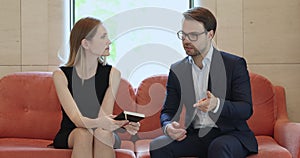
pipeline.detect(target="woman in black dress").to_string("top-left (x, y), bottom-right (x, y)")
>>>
top-left (52, 17), bottom-right (140, 158)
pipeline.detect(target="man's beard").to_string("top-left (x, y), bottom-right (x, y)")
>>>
top-left (184, 44), bottom-right (202, 57)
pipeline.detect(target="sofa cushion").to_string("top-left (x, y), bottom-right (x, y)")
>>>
top-left (133, 136), bottom-right (292, 158)
top-left (0, 138), bottom-right (136, 158)
top-left (0, 138), bottom-right (71, 158)
top-left (0, 72), bottom-right (61, 140)
top-left (247, 136), bottom-right (291, 158)
top-left (247, 73), bottom-right (276, 136)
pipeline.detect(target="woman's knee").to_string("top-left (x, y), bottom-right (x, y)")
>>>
top-left (69, 128), bottom-right (93, 148)
top-left (94, 128), bottom-right (114, 146)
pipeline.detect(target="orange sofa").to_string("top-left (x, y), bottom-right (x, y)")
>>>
top-left (1, 72), bottom-right (300, 158)
top-left (0, 72), bottom-right (136, 158)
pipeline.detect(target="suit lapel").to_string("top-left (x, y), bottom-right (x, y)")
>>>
top-left (209, 49), bottom-right (227, 98)
top-left (171, 57), bottom-right (196, 126)
top-left (208, 48), bottom-right (227, 122)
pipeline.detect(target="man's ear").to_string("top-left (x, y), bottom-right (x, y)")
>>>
top-left (208, 30), bottom-right (215, 40)
top-left (81, 39), bottom-right (89, 49)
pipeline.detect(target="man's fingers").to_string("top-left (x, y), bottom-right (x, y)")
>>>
top-left (171, 121), bottom-right (180, 128)
top-left (177, 134), bottom-right (187, 141)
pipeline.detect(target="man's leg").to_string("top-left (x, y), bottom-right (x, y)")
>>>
top-left (207, 135), bottom-right (249, 158)
top-left (150, 133), bottom-right (207, 158)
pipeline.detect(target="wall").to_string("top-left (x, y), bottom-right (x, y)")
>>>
top-left (0, 0), bottom-right (68, 76)
top-left (0, 0), bottom-right (299, 122)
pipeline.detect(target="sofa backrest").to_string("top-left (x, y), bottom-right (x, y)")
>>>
top-left (135, 75), bottom-right (168, 139)
top-left (134, 72), bottom-right (282, 138)
top-left (113, 78), bottom-right (136, 140)
top-left (247, 73), bottom-right (277, 136)
top-left (0, 72), bottom-right (137, 141)
top-left (0, 72), bottom-right (61, 140)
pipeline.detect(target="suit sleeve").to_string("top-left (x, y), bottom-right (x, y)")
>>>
top-left (218, 57), bottom-right (253, 120)
top-left (160, 69), bottom-right (181, 129)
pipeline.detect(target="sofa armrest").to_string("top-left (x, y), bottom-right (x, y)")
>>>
top-left (274, 120), bottom-right (300, 158)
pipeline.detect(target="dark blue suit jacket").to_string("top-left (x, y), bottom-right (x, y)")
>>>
top-left (160, 48), bottom-right (258, 153)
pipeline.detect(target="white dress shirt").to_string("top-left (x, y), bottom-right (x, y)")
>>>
top-left (189, 45), bottom-right (219, 128)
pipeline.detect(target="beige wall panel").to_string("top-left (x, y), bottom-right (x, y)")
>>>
top-left (244, 0), bottom-right (300, 64)
top-left (0, 66), bottom-right (21, 78)
top-left (197, 0), bottom-right (217, 44)
top-left (22, 66), bottom-right (48, 72)
top-left (248, 64), bottom-right (300, 122)
top-left (197, 0), bottom-right (216, 15)
top-left (216, 0), bottom-right (243, 57)
top-left (21, 0), bottom-right (48, 65)
top-left (0, 0), bottom-right (21, 65)
top-left (48, 66), bottom-right (59, 72)
top-left (48, 0), bottom-right (70, 66)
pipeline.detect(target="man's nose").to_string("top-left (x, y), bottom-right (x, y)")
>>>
top-left (182, 37), bottom-right (191, 43)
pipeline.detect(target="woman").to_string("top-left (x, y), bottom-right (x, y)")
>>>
top-left (53, 17), bottom-right (140, 158)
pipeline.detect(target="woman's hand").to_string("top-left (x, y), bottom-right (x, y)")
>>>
top-left (99, 115), bottom-right (129, 132)
top-left (123, 122), bottom-right (140, 135)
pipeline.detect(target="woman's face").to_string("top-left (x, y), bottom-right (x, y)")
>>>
top-left (86, 24), bottom-right (111, 57)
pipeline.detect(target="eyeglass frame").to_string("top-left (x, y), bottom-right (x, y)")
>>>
top-left (177, 30), bottom-right (207, 41)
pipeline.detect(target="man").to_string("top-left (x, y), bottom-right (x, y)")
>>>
top-left (150, 7), bottom-right (258, 158)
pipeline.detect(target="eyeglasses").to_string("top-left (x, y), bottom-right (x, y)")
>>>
top-left (177, 30), bottom-right (207, 41)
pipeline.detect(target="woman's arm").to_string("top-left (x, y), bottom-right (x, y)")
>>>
top-left (98, 67), bottom-right (121, 118)
top-left (52, 69), bottom-right (102, 128)
top-left (97, 67), bottom-right (129, 131)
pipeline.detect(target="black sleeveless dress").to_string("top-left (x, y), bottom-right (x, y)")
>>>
top-left (53, 63), bottom-right (120, 149)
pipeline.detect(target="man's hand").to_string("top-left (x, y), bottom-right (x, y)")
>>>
top-left (193, 91), bottom-right (218, 112)
top-left (166, 121), bottom-right (187, 141)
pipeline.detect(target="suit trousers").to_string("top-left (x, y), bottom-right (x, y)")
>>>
top-left (150, 127), bottom-right (249, 158)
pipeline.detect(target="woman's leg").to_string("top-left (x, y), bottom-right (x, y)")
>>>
top-left (94, 128), bottom-right (115, 158)
top-left (68, 128), bottom-right (94, 158)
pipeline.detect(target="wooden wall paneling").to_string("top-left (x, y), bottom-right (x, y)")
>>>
top-left (22, 66), bottom-right (48, 72)
top-left (0, 66), bottom-right (21, 78)
top-left (244, 0), bottom-right (300, 64)
top-left (216, 0), bottom-right (243, 57)
top-left (21, 0), bottom-right (48, 65)
top-left (48, 0), bottom-right (70, 66)
top-left (0, 0), bottom-right (21, 65)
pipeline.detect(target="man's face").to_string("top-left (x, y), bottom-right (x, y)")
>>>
top-left (181, 19), bottom-right (211, 57)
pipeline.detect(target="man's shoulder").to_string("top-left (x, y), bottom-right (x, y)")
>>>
top-left (171, 57), bottom-right (189, 69)
top-left (218, 50), bottom-right (244, 62)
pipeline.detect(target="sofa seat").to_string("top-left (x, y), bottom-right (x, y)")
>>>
top-left (248, 136), bottom-right (291, 158)
top-left (133, 135), bottom-right (292, 158)
top-left (0, 138), bottom-right (136, 158)
top-left (0, 138), bottom-right (71, 158)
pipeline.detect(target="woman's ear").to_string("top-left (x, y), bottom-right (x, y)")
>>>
top-left (81, 39), bottom-right (89, 49)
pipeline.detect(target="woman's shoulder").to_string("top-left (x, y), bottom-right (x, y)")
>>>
top-left (110, 66), bottom-right (121, 78)
top-left (52, 68), bottom-right (68, 85)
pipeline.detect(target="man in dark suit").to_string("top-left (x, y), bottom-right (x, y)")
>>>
top-left (150, 7), bottom-right (258, 158)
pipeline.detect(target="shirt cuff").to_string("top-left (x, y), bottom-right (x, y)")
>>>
top-left (212, 98), bottom-right (220, 113)
top-left (163, 123), bottom-right (172, 136)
